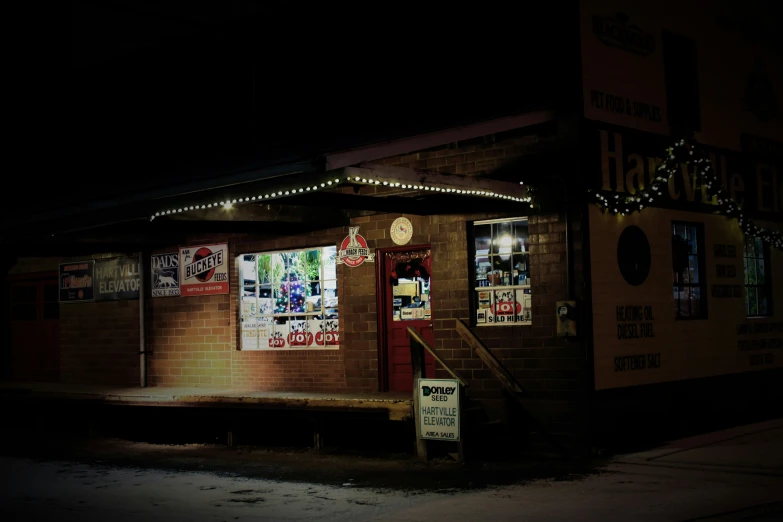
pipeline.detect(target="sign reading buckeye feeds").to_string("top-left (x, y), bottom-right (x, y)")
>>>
top-left (418, 378), bottom-right (460, 441)
top-left (180, 243), bottom-right (229, 296)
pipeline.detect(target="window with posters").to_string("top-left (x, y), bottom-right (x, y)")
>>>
top-left (239, 246), bottom-right (339, 350)
top-left (472, 217), bottom-right (531, 326)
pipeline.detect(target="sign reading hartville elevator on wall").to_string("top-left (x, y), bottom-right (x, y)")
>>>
top-left (418, 379), bottom-right (460, 441)
top-left (59, 261), bottom-right (95, 303)
top-left (94, 257), bottom-right (140, 301)
top-left (180, 243), bottom-right (229, 296)
top-left (151, 252), bottom-right (180, 297)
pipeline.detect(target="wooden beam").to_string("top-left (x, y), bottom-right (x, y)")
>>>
top-left (166, 202), bottom-right (347, 224)
top-left (346, 165), bottom-right (530, 200)
top-left (407, 327), bottom-right (468, 386)
top-left (284, 191), bottom-right (431, 215)
top-left (325, 110), bottom-right (553, 170)
top-left (410, 332), bottom-right (428, 461)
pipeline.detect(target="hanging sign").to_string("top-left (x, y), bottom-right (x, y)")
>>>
top-left (59, 261), bottom-right (95, 303)
top-left (151, 252), bottom-right (180, 297)
top-left (180, 243), bottom-right (229, 296)
top-left (390, 217), bottom-right (413, 245)
top-left (336, 227), bottom-right (375, 267)
top-left (95, 257), bottom-right (140, 301)
top-left (418, 378), bottom-right (461, 441)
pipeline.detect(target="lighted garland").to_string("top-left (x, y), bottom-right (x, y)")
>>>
top-left (591, 138), bottom-right (783, 250)
top-left (149, 175), bottom-right (534, 221)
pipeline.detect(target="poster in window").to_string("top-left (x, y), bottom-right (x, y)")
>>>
top-left (315, 318), bottom-right (340, 346)
top-left (59, 261), bottom-right (95, 303)
top-left (489, 289), bottom-right (519, 324)
top-left (241, 297), bottom-right (258, 318)
top-left (257, 317), bottom-right (273, 348)
top-left (242, 318), bottom-right (259, 350)
top-left (180, 243), bottom-right (229, 296)
top-left (478, 291), bottom-right (491, 309)
top-left (288, 319), bottom-right (314, 347)
top-left (259, 298), bottom-right (274, 316)
top-left (270, 321), bottom-right (288, 349)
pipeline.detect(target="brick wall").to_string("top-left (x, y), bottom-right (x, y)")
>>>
top-left (60, 299), bottom-right (140, 386)
top-left (360, 135), bottom-right (590, 447)
top-left (46, 253), bottom-right (141, 387)
top-left (7, 126), bottom-right (590, 450)
top-left (147, 294), bottom-right (232, 387)
top-left (147, 228), bottom-right (352, 392)
top-left (370, 132), bottom-right (538, 177)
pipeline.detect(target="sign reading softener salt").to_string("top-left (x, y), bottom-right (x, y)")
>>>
top-left (418, 378), bottom-right (460, 441)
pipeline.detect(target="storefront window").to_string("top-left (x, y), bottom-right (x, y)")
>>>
top-left (743, 236), bottom-right (772, 317)
top-left (472, 217), bottom-right (531, 325)
top-left (239, 246), bottom-right (338, 350)
top-left (672, 222), bottom-right (707, 320)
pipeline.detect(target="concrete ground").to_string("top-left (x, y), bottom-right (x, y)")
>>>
top-left (1, 419), bottom-right (782, 521)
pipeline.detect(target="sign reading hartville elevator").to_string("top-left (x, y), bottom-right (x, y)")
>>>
top-left (94, 257), bottom-right (140, 301)
top-left (180, 243), bottom-right (229, 296)
top-left (151, 252), bottom-right (180, 297)
top-left (417, 379), bottom-right (461, 441)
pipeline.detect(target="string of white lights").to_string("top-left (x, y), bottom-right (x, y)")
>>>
top-left (149, 174), bottom-right (534, 221)
top-left (591, 139), bottom-right (783, 250)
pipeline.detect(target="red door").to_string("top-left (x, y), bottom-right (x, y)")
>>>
top-left (9, 274), bottom-right (60, 382)
top-left (380, 247), bottom-right (435, 392)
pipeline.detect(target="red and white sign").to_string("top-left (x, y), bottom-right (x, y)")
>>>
top-left (336, 226), bottom-right (375, 267)
top-left (179, 243), bottom-right (229, 296)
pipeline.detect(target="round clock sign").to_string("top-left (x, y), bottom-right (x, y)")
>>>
top-left (391, 217), bottom-right (413, 245)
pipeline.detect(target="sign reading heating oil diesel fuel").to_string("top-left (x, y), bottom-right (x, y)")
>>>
top-left (417, 379), bottom-right (460, 441)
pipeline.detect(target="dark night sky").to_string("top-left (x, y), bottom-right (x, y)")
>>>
top-left (5, 1), bottom-right (781, 224)
top-left (12, 2), bottom-right (574, 218)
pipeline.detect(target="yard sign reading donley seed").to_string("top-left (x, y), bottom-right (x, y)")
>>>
top-left (418, 378), bottom-right (460, 441)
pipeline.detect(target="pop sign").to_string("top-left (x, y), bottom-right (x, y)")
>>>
top-left (336, 226), bottom-right (375, 267)
top-left (417, 378), bottom-right (461, 441)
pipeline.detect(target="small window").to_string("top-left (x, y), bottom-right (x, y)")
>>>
top-left (238, 246), bottom-right (338, 350)
top-left (472, 217), bottom-right (531, 325)
top-left (672, 222), bottom-right (707, 319)
top-left (743, 236), bottom-right (772, 317)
